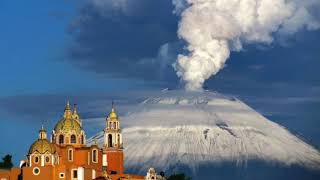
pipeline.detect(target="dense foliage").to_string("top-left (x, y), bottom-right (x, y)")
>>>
top-left (0, 154), bottom-right (13, 169)
top-left (167, 173), bottom-right (191, 180)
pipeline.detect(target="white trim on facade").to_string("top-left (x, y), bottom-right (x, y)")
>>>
top-left (68, 149), bottom-right (74, 162)
top-left (41, 155), bottom-right (44, 166)
top-left (102, 154), bottom-right (107, 166)
top-left (78, 167), bottom-right (84, 180)
top-left (92, 169), bottom-right (96, 179)
top-left (92, 149), bottom-right (98, 163)
top-left (29, 155), bottom-right (32, 167)
top-left (87, 152), bottom-right (90, 165)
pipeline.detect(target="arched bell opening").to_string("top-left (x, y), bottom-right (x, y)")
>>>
top-left (108, 134), bottom-right (113, 147)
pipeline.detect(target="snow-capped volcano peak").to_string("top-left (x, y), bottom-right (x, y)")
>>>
top-left (88, 90), bottom-right (320, 177)
top-left (142, 89), bottom-right (234, 105)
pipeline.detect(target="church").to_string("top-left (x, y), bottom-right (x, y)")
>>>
top-left (0, 102), bottom-right (161, 180)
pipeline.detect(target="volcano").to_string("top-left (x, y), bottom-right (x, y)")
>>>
top-left (88, 90), bottom-right (320, 179)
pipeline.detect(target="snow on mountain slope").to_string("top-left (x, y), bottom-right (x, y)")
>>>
top-left (88, 90), bottom-right (320, 175)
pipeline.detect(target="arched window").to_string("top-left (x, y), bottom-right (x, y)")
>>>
top-left (81, 135), bottom-right (84, 144)
top-left (34, 156), bottom-right (39, 163)
top-left (113, 122), bottom-right (117, 129)
top-left (108, 134), bottom-right (112, 147)
top-left (92, 149), bottom-right (97, 163)
top-left (68, 149), bottom-right (73, 161)
top-left (59, 134), bottom-right (64, 144)
top-left (109, 122), bottom-right (112, 129)
top-left (45, 156), bottom-right (50, 163)
top-left (71, 135), bottom-right (76, 144)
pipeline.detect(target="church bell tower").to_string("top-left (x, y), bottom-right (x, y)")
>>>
top-left (103, 102), bottom-right (124, 175)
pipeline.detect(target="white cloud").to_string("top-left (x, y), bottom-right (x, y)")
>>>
top-left (173, 0), bottom-right (320, 91)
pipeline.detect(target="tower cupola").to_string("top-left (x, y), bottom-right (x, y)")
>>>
top-left (108, 103), bottom-right (118, 119)
top-left (103, 102), bottom-right (124, 174)
top-left (39, 125), bottom-right (47, 140)
top-left (29, 126), bottom-right (56, 155)
top-left (104, 102), bottom-right (122, 148)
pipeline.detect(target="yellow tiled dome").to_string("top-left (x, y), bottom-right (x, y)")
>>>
top-left (54, 101), bottom-right (82, 135)
top-left (28, 139), bottom-right (56, 154)
top-left (54, 118), bottom-right (82, 135)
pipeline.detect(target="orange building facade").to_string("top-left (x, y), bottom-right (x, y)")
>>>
top-left (0, 102), bottom-right (144, 180)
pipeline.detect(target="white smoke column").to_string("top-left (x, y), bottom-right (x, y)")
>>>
top-left (172, 0), bottom-right (320, 91)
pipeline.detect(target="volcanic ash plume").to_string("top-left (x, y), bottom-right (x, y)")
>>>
top-left (172, 0), bottom-right (320, 91)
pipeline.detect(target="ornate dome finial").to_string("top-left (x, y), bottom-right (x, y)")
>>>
top-left (111, 100), bottom-right (115, 112)
top-left (66, 100), bottom-right (71, 110)
top-left (64, 100), bottom-right (72, 118)
top-left (109, 101), bottom-right (118, 119)
top-left (39, 124), bottom-right (47, 140)
top-left (73, 103), bottom-right (78, 114)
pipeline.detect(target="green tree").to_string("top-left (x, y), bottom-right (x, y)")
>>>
top-left (167, 173), bottom-right (191, 180)
top-left (0, 154), bottom-right (13, 169)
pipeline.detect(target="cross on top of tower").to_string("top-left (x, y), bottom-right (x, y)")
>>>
top-left (108, 101), bottom-right (118, 119)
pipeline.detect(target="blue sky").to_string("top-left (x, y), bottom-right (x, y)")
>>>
top-left (0, 0), bottom-right (319, 165)
top-left (0, 0), bottom-right (153, 96)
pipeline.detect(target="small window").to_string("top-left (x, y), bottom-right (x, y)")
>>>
top-left (92, 149), bottom-right (98, 163)
top-left (45, 156), bottom-right (50, 163)
top-left (73, 170), bottom-right (78, 178)
top-left (34, 156), bottom-right (39, 163)
top-left (71, 135), bottom-right (76, 144)
top-left (33, 167), bottom-right (40, 175)
top-left (59, 173), bottom-right (65, 178)
top-left (68, 149), bottom-right (73, 161)
top-left (59, 135), bottom-right (64, 144)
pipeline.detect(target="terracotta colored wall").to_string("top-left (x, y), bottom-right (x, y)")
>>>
top-left (54, 164), bottom-right (66, 180)
top-left (0, 168), bottom-right (21, 180)
top-left (106, 151), bottom-right (124, 175)
top-left (23, 166), bottom-right (54, 180)
top-left (84, 168), bottom-right (93, 180)
top-left (0, 163), bottom-right (105, 180)
top-left (75, 149), bottom-right (89, 166)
